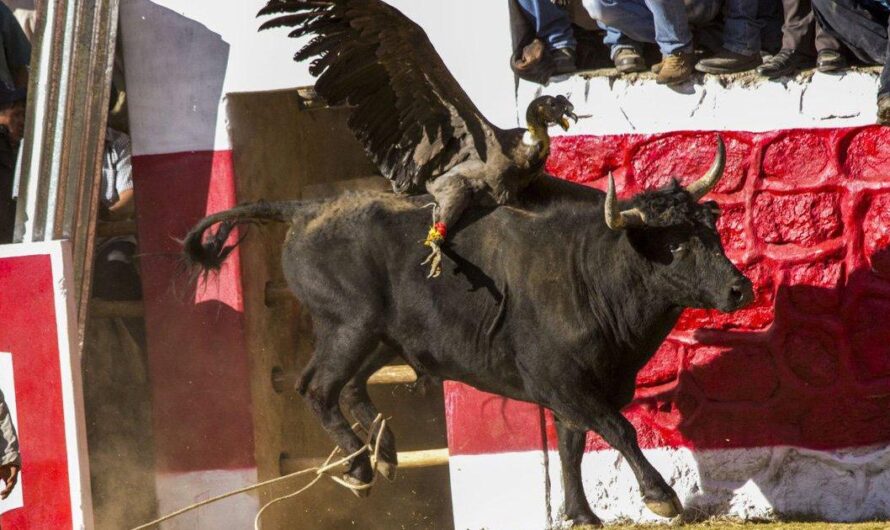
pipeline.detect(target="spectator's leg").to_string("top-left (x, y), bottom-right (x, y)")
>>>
top-left (697, 0), bottom-right (763, 72)
top-left (584, 0), bottom-right (658, 47)
top-left (812, 0), bottom-right (890, 121)
top-left (723, 0), bottom-right (762, 55)
top-left (758, 0), bottom-right (784, 53)
top-left (782, 0), bottom-right (817, 54)
top-left (515, 0), bottom-right (577, 50)
top-left (644, 0), bottom-right (695, 55)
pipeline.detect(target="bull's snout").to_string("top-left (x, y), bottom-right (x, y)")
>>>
top-left (724, 277), bottom-right (754, 311)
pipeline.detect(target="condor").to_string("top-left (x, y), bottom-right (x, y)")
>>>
top-left (184, 137), bottom-right (753, 527)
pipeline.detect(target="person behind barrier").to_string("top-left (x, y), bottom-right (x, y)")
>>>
top-left (514, 0), bottom-right (579, 75)
top-left (757, 0), bottom-right (847, 78)
top-left (0, 84), bottom-right (24, 244)
top-left (812, 0), bottom-right (890, 124)
top-left (0, 2), bottom-right (28, 91)
top-left (0, 389), bottom-right (20, 502)
top-left (93, 123), bottom-right (140, 301)
top-left (582, 0), bottom-right (722, 84)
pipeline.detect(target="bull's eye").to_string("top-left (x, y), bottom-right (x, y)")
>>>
top-left (669, 243), bottom-right (687, 257)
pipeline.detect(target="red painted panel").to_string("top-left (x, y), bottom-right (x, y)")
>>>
top-left (0, 254), bottom-right (72, 529)
top-left (133, 150), bottom-right (255, 472)
top-left (446, 126), bottom-right (890, 455)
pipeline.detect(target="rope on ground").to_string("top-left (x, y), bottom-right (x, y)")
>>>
top-left (130, 414), bottom-right (387, 530)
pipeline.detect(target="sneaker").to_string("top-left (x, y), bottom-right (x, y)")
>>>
top-left (656, 52), bottom-right (696, 85)
top-left (757, 49), bottom-right (810, 79)
top-left (551, 47), bottom-right (577, 75)
top-left (879, 95), bottom-right (890, 125)
top-left (695, 47), bottom-right (761, 74)
top-left (614, 47), bottom-right (646, 74)
top-left (817, 49), bottom-right (848, 73)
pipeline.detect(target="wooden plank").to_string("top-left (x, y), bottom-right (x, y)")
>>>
top-left (96, 219), bottom-right (137, 238)
top-left (90, 299), bottom-right (145, 319)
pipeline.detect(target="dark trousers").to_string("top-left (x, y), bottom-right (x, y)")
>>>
top-left (782, 0), bottom-right (841, 53)
top-left (813, 0), bottom-right (890, 96)
top-left (0, 135), bottom-right (16, 244)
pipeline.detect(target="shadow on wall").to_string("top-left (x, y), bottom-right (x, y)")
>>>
top-left (108, 3), bottom-right (257, 530)
top-left (545, 126), bottom-right (890, 521)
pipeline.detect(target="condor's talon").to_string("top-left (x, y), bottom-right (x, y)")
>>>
top-left (422, 241), bottom-right (443, 278)
top-left (421, 222), bottom-right (447, 279)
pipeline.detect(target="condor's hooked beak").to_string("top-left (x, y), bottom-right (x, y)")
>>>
top-left (559, 109), bottom-right (579, 131)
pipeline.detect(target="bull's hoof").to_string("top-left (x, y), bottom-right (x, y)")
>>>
top-left (643, 493), bottom-right (683, 518)
top-left (341, 474), bottom-right (372, 498)
top-left (566, 511), bottom-right (602, 528)
top-left (378, 460), bottom-right (398, 482)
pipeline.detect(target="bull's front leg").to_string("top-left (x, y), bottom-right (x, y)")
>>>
top-left (554, 416), bottom-right (603, 527)
top-left (550, 398), bottom-right (682, 520)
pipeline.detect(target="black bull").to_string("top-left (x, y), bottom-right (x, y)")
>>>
top-left (184, 148), bottom-right (753, 526)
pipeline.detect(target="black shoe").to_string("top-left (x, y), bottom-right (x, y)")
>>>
top-left (613, 47), bottom-right (646, 74)
top-left (551, 47), bottom-right (577, 75)
top-left (757, 49), bottom-right (809, 79)
top-left (695, 47), bottom-right (761, 74)
top-left (817, 49), bottom-right (848, 73)
top-left (879, 95), bottom-right (890, 125)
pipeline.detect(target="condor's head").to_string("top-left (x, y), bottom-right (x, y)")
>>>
top-left (604, 136), bottom-right (754, 313)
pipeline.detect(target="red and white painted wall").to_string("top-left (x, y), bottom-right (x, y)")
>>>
top-left (116, 0), bottom-right (890, 527)
top-left (445, 75), bottom-right (890, 529)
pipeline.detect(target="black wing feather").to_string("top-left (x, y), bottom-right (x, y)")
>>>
top-left (259, 0), bottom-right (493, 193)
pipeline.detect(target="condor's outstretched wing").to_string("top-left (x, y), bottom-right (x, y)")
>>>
top-left (259, 0), bottom-right (493, 193)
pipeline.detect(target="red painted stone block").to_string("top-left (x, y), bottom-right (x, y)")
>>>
top-left (630, 133), bottom-right (750, 195)
top-left (847, 295), bottom-right (890, 380)
top-left (752, 191), bottom-right (843, 246)
top-left (687, 344), bottom-right (779, 403)
top-left (863, 193), bottom-right (890, 280)
top-left (763, 131), bottom-right (830, 183)
top-left (716, 203), bottom-right (747, 254)
top-left (784, 259), bottom-right (844, 314)
top-left (843, 126), bottom-right (890, 181)
top-left (548, 135), bottom-right (629, 185)
top-left (637, 340), bottom-right (683, 387)
top-left (781, 329), bottom-right (839, 387)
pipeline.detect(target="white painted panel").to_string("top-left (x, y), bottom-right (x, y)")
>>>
top-left (154, 468), bottom-right (259, 530)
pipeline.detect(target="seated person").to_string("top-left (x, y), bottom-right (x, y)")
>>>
top-left (0, 389), bottom-right (20, 502)
top-left (0, 85), bottom-right (25, 244)
top-left (757, 0), bottom-right (847, 78)
top-left (94, 124), bottom-right (140, 301)
top-left (695, 0), bottom-right (763, 73)
top-left (582, 0), bottom-right (722, 84)
top-left (515, 0), bottom-right (578, 74)
top-left (812, 0), bottom-right (890, 124)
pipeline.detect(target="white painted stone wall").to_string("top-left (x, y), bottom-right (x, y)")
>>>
top-left (518, 69), bottom-right (884, 135)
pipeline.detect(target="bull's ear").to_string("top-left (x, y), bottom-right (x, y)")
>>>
top-left (704, 200), bottom-right (721, 218)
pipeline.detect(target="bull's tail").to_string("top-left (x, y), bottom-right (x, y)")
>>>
top-left (182, 200), bottom-right (304, 274)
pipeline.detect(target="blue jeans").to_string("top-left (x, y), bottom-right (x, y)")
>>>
top-left (813, 0), bottom-right (890, 97)
top-left (723, 0), bottom-right (763, 55)
top-left (583, 0), bottom-right (721, 55)
top-left (515, 0), bottom-right (577, 49)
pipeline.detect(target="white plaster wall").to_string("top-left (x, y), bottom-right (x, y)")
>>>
top-left (449, 445), bottom-right (890, 529)
top-left (519, 70), bottom-right (884, 135)
top-left (120, 0), bottom-right (517, 156)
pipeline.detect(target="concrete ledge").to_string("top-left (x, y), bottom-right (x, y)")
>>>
top-left (519, 67), bottom-right (883, 134)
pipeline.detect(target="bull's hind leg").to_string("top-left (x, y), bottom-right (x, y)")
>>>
top-left (341, 345), bottom-right (399, 481)
top-left (297, 325), bottom-right (379, 496)
top-left (553, 416), bottom-right (603, 528)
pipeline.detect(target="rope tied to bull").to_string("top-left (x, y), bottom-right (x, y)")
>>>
top-left (130, 414), bottom-right (388, 530)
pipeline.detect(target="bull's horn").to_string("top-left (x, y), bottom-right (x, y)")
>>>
top-left (605, 173), bottom-right (646, 230)
top-left (686, 135), bottom-right (726, 201)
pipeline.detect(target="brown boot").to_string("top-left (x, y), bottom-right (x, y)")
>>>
top-left (656, 52), bottom-right (695, 85)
